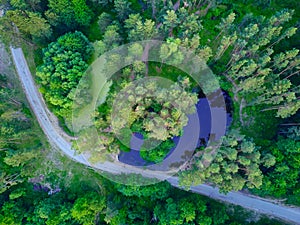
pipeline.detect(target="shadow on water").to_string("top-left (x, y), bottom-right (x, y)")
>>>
top-left (118, 91), bottom-right (233, 167)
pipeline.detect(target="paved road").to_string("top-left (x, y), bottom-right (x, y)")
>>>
top-left (10, 47), bottom-right (300, 224)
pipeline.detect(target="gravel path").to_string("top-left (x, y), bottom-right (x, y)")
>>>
top-left (10, 47), bottom-right (300, 224)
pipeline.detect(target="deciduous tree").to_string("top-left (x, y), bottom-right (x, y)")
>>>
top-left (36, 32), bottom-right (93, 118)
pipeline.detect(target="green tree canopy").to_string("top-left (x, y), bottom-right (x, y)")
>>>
top-left (5, 10), bottom-right (52, 39)
top-left (36, 31), bottom-right (93, 118)
top-left (45, 0), bottom-right (93, 30)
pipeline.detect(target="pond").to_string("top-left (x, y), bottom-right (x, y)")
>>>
top-left (118, 91), bottom-right (232, 168)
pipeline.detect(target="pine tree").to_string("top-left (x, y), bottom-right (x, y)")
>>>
top-left (127, 17), bottom-right (158, 41)
top-left (214, 10), bottom-right (299, 119)
top-left (6, 10), bottom-right (52, 39)
top-left (180, 130), bottom-right (276, 193)
top-left (114, 0), bottom-right (132, 21)
top-left (163, 10), bottom-right (179, 36)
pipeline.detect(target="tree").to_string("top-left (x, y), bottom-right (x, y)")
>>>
top-left (163, 10), bottom-right (179, 36)
top-left (180, 130), bottom-right (276, 193)
top-left (254, 137), bottom-right (300, 204)
top-left (0, 200), bottom-right (26, 224)
top-left (36, 31), bottom-right (93, 118)
top-left (124, 13), bottom-right (142, 30)
top-left (30, 197), bottom-right (74, 224)
top-left (153, 195), bottom-right (219, 225)
top-left (0, 172), bottom-right (22, 194)
top-left (285, 126), bottom-right (300, 140)
top-left (102, 24), bottom-right (122, 49)
top-left (45, 0), bottom-right (93, 29)
top-left (215, 12), bottom-right (236, 40)
top-left (0, 73), bottom-right (44, 196)
top-left (112, 78), bottom-right (197, 142)
top-left (71, 192), bottom-right (106, 225)
top-left (93, 40), bottom-right (107, 57)
top-left (5, 10), bottom-right (52, 39)
top-left (140, 139), bottom-right (175, 163)
top-left (198, 45), bottom-right (213, 62)
top-left (97, 12), bottom-right (113, 33)
top-left (9, 0), bottom-right (28, 10)
top-left (212, 10), bottom-right (300, 121)
top-left (72, 0), bottom-right (93, 26)
top-left (159, 38), bottom-right (184, 66)
top-left (127, 43), bottom-right (144, 60)
top-left (261, 153), bottom-right (276, 168)
top-left (4, 151), bottom-right (36, 167)
top-left (89, 0), bottom-right (112, 6)
top-left (9, 0), bottom-right (43, 12)
top-left (132, 61), bottom-right (146, 77)
top-left (146, 0), bottom-right (161, 19)
top-left (115, 181), bottom-right (171, 200)
top-left (126, 15), bottom-right (158, 41)
top-left (114, 0), bottom-right (132, 21)
top-left (177, 8), bottom-right (202, 39)
top-left (214, 33), bottom-right (237, 60)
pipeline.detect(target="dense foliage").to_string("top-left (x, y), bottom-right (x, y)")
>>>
top-left (36, 31), bottom-right (93, 118)
top-left (112, 78), bottom-right (197, 141)
top-left (252, 132), bottom-right (300, 205)
top-left (0, 73), bottom-right (42, 195)
top-left (111, 78), bottom-right (197, 162)
top-left (179, 130), bottom-right (276, 193)
top-left (0, 0), bottom-right (299, 224)
top-left (0, 67), bottom-right (287, 224)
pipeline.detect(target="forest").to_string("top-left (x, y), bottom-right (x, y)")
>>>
top-left (0, 0), bottom-right (299, 224)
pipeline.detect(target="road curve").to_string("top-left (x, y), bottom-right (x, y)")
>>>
top-left (10, 47), bottom-right (300, 224)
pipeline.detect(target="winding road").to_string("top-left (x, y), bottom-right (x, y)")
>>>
top-left (10, 47), bottom-right (300, 224)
